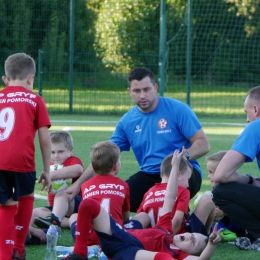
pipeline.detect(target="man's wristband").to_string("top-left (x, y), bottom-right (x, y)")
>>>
top-left (246, 174), bottom-right (254, 185)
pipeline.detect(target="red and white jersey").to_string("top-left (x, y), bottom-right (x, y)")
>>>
top-left (81, 174), bottom-right (130, 245)
top-left (129, 213), bottom-right (189, 259)
top-left (0, 86), bottom-right (51, 172)
top-left (81, 174), bottom-right (130, 225)
top-left (137, 183), bottom-right (189, 234)
top-left (48, 156), bottom-right (84, 206)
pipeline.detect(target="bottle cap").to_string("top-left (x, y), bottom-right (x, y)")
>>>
top-left (48, 225), bottom-right (57, 234)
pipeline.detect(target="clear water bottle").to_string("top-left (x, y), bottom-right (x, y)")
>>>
top-left (87, 245), bottom-right (99, 258)
top-left (45, 225), bottom-right (58, 260)
top-left (87, 245), bottom-right (108, 260)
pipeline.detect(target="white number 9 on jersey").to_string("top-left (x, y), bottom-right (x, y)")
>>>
top-left (0, 107), bottom-right (15, 141)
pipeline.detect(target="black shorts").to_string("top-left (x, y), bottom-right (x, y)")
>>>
top-left (188, 167), bottom-right (202, 199)
top-left (185, 213), bottom-right (208, 236)
top-left (0, 170), bottom-right (36, 204)
top-left (126, 171), bottom-right (161, 212)
top-left (126, 168), bottom-right (201, 212)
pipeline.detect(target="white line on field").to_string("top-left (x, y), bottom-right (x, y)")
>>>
top-left (51, 120), bottom-right (247, 127)
top-left (51, 120), bottom-right (118, 124)
top-left (34, 194), bottom-right (47, 200)
top-left (201, 122), bottom-right (246, 127)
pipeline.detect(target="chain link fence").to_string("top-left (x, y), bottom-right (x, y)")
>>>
top-left (1, 0), bottom-right (259, 117)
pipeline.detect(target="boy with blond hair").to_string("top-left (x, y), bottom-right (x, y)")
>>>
top-left (29, 130), bottom-right (84, 241)
top-left (206, 151), bottom-right (244, 242)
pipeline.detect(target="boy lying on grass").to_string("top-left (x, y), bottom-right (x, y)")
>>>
top-left (63, 147), bottom-right (223, 260)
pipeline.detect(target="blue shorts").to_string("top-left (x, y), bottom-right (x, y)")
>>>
top-left (46, 195), bottom-right (82, 215)
top-left (0, 170), bottom-right (36, 204)
top-left (185, 213), bottom-right (208, 236)
top-left (70, 221), bottom-right (77, 241)
top-left (96, 215), bottom-right (144, 260)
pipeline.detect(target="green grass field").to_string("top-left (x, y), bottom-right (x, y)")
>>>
top-left (28, 114), bottom-right (258, 260)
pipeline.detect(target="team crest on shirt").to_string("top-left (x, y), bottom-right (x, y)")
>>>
top-left (135, 125), bottom-right (142, 133)
top-left (158, 118), bottom-right (168, 129)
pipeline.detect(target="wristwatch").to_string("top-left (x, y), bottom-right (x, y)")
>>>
top-left (184, 151), bottom-right (190, 160)
top-left (246, 174), bottom-right (254, 185)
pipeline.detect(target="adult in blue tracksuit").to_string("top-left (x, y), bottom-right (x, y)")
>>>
top-left (67, 68), bottom-right (210, 212)
top-left (212, 86), bottom-right (260, 250)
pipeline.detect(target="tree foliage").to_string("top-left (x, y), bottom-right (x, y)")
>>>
top-left (0, 0), bottom-right (260, 85)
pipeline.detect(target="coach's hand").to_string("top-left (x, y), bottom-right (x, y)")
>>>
top-left (65, 181), bottom-right (80, 202)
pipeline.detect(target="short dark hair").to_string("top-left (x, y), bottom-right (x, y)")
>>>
top-left (160, 153), bottom-right (193, 178)
top-left (4, 53), bottom-right (36, 80)
top-left (128, 67), bottom-right (155, 87)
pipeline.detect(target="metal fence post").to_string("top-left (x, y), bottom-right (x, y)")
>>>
top-left (38, 49), bottom-right (43, 97)
top-left (158, 0), bottom-right (166, 96)
top-left (69, 0), bottom-right (75, 114)
top-left (186, 0), bottom-right (192, 106)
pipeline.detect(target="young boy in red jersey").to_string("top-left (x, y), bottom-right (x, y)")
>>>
top-left (136, 154), bottom-right (191, 230)
top-left (136, 153), bottom-right (215, 236)
top-left (62, 147), bottom-right (222, 260)
top-left (69, 141), bottom-right (130, 246)
top-left (0, 53), bottom-right (52, 260)
top-left (27, 130), bottom-right (84, 243)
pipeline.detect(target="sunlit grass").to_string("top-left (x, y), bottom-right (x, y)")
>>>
top-left (27, 115), bottom-right (258, 260)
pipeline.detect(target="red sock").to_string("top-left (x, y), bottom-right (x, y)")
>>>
top-left (74, 198), bottom-right (101, 258)
top-left (13, 196), bottom-right (34, 254)
top-left (154, 252), bottom-right (173, 260)
top-left (0, 204), bottom-right (17, 260)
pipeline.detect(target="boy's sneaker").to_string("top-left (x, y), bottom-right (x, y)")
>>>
top-left (235, 237), bottom-right (251, 250)
top-left (250, 238), bottom-right (260, 251)
top-left (62, 253), bottom-right (87, 260)
top-left (34, 213), bottom-right (61, 236)
top-left (12, 249), bottom-right (26, 260)
top-left (220, 230), bottom-right (237, 242)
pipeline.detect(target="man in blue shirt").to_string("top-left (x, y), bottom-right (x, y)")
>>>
top-left (67, 68), bottom-right (210, 212)
top-left (212, 86), bottom-right (260, 250)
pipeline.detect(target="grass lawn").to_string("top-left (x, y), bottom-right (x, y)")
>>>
top-left (27, 114), bottom-right (258, 260)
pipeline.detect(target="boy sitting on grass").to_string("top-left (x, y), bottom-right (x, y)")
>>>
top-left (62, 147), bottom-right (223, 260)
top-left (26, 130), bottom-right (84, 244)
top-left (205, 151), bottom-right (245, 242)
top-left (69, 141), bottom-right (130, 246)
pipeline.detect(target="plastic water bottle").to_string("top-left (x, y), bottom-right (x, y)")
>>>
top-left (87, 245), bottom-right (108, 260)
top-left (99, 251), bottom-right (108, 260)
top-left (87, 245), bottom-right (99, 258)
top-left (45, 225), bottom-right (58, 260)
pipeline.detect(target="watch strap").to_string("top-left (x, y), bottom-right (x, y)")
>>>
top-left (246, 174), bottom-right (254, 185)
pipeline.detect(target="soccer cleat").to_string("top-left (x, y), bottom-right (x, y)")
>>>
top-left (34, 213), bottom-right (61, 236)
top-left (220, 230), bottom-right (237, 242)
top-left (12, 249), bottom-right (26, 260)
top-left (62, 252), bottom-right (87, 260)
top-left (25, 234), bottom-right (41, 245)
top-left (235, 237), bottom-right (251, 250)
top-left (34, 213), bottom-right (61, 228)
